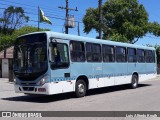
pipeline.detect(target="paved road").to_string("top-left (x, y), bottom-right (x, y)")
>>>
top-left (0, 76), bottom-right (160, 120)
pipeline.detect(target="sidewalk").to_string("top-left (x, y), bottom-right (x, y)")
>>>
top-left (0, 78), bottom-right (24, 99)
top-left (0, 78), bottom-right (9, 81)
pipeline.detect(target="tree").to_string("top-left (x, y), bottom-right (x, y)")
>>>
top-left (83, 0), bottom-right (159, 43)
top-left (0, 6), bottom-right (29, 34)
top-left (0, 26), bottom-right (50, 51)
top-left (149, 22), bottom-right (160, 37)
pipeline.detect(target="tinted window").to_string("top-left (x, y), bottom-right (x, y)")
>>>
top-left (13, 33), bottom-right (48, 81)
top-left (152, 50), bottom-right (156, 63)
top-left (102, 45), bottom-right (115, 62)
top-left (116, 47), bottom-right (126, 62)
top-left (86, 43), bottom-right (101, 62)
top-left (145, 50), bottom-right (155, 63)
top-left (70, 41), bottom-right (85, 62)
top-left (49, 43), bottom-right (69, 69)
top-left (15, 33), bottom-right (46, 45)
top-left (128, 48), bottom-right (137, 62)
top-left (14, 34), bottom-right (47, 74)
top-left (137, 49), bottom-right (145, 63)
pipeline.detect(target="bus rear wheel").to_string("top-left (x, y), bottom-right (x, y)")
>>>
top-left (131, 74), bottom-right (138, 89)
top-left (75, 80), bottom-right (87, 98)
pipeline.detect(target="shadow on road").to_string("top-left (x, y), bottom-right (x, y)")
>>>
top-left (2, 84), bottom-right (151, 103)
top-left (87, 84), bottom-right (151, 96)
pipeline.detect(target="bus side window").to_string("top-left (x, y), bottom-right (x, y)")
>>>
top-left (70, 41), bottom-right (85, 62)
top-left (86, 43), bottom-right (101, 62)
top-left (137, 49), bottom-right (145, 63)
top-left (152, 50), bottom-right (156, 63)
top-left (86, 43), bottom-right (92, 62)
top-left (49, 43), bottom-right (60, 64)
top-left (102, 45), bottom-right (115, 62)
top-left (128, 48), bottom-right (137, 63)
top-left (145, 50), bottom-right (155, 63)
top-left (92, 44), bottom-right (101, 62)
top-left (116, 46), bottom-right (126, 62)
top-left (49, 42), bottom-right (69, 69)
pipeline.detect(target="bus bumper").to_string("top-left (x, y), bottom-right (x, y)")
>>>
top-left (14, 83), bottom-right (51, 95)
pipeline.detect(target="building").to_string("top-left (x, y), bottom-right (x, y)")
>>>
top-left (0, 46), bottom-right (13, 78)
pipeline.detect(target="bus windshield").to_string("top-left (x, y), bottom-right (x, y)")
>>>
top-left (13, 33), bottom-right (48, 80)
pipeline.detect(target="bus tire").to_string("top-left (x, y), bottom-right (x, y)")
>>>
top-left (75, 80), bottom-right (87, 98)
top-left (131, 74), bottom-right (138, 89)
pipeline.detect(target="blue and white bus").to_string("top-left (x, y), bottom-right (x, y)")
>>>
top-left (13, 31), bottom-right (157, 97)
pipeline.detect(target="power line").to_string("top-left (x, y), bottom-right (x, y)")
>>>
top-left (0, 0), bottom-right (84, 17)
top-left (0, 0), bottom-right (36, 8)
top-left (0, 0), bottom-right (61, 12)
top-left (0, 5), bottom-right (83, 24)
top-left (0, 1), bottom-right (63, 15)
top-left (0, 1), bottom-right (83, 23)
top-left (0, 0), bottom-right (84, 34)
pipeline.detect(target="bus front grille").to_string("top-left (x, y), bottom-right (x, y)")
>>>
top-left (21, 83), bottom-right (36, 86)
top-left (23, 87), bottom-right (35, 91)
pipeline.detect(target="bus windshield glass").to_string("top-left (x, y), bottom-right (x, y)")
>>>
top-left (13, 33), bottom-right (48, 80)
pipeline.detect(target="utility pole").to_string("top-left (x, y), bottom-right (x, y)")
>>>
top-left (58, 0), bottom-right (78, 34)
top-left (78, 22), bottom-right (80, 36)
top-left (65, 0), bottom-right (69, 34)
top-left (98, 0), bottom-right (102, 39)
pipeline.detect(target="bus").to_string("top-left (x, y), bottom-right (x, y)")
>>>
top-left (13, 31), bottom-right (157, 97)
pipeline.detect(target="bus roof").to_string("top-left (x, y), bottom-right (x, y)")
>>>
top-left (18, 31), bottom-right (155, 50)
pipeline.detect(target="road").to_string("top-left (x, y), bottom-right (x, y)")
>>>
top-left (0, 76), bottom-right (160, 120)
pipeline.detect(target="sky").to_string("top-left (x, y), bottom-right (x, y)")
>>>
top-left (0, 0), bottom-right (160, 46)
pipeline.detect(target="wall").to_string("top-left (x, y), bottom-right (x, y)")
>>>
top-left (0, 46), bottom-right (13, 78)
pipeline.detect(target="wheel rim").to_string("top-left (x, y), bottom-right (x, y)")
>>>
top-left (133, 77), bottom-right (137, 87)
top-left (78, 83), bottom-right (85, 94)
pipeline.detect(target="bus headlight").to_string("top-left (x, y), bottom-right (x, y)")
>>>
top-left (14, 78), bottom-right (17, 84)
top-left (39, 75), bottom-right (49, 85)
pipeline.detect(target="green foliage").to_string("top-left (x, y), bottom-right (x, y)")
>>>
top-left (149, 22), bottom-right (160, 36)
top-left (0, 26), bottom-right (50, 51)
top-left (0, 6), bottom-right (29, 34)
top-left (83, 8), bottom-right (99, 34)
top-left (83, 0), bottom-right (159, 43)
top-left (110, 33), bottom-right (128, 42)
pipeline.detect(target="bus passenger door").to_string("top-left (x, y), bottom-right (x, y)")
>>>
top-left (49, 41), bottom-right (72, 94)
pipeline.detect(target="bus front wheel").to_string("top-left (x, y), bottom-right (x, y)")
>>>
top-left (131, 74), bottom-right (138, 89)
top-left (75, 80), bottom-right (87, 98)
